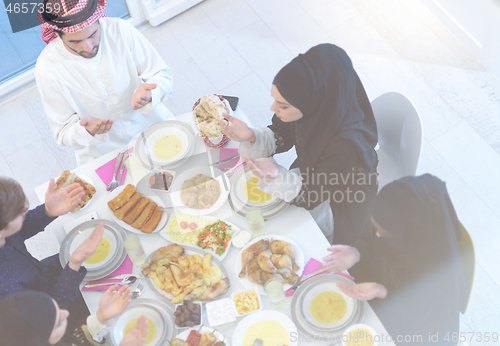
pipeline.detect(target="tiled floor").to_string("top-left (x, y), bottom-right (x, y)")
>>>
top-left (1, 0), bottom-right (499, 343)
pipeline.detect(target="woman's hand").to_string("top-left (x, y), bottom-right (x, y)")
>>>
top-left (120, 314), bottom-right (148, 346)
top-left (336, 282), bottom-right (387, 301)
top-left (44, 179), bottom-right (85, 217)
top-left (323, 245), bottom-right (360, 272)
top-left (219, 113), bottom-right (256, 143)
top-left (96, 285), bottom-right (132, 324)
top-left (68, 222), bottom-right (104, 271)
top-left (245, 156), bottom-right (279, 179)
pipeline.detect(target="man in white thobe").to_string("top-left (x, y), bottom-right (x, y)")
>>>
top-left (35, 0), bottom-right (174, 165)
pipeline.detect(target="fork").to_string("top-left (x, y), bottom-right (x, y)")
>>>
top-left (131, 284), bottom-right (144, 300)
top-left (106, 152), bottom-right (123, 192)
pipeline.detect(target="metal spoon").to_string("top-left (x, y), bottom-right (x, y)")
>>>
top-left (252, 339), bottom-right (263, 346)
top-left (84, 276), bottom-right (137, 288)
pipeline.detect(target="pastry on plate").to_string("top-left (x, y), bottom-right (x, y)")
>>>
top-left (54, 171), bottom-right (96, 213)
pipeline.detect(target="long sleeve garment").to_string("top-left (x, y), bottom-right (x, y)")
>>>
top-left (35, 18), bottom-right (174, 165)
top-left (0, 205), bottom-right (86, 309)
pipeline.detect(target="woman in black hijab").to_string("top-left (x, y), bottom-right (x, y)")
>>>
top-left (323, 174), bottom-right (467, 345)
top-left (220, 43), bottom-right (378, 245)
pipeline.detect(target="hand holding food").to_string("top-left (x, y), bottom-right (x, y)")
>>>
top-left (131, 83), bottom-right (156, 110)
top-left (44, 178), bottom-right (84, 217)
top-left (245, 156), bottom-right (279, 179)
top-left (80, 116), bottom-right (114, 136)
top-left (336, 282), bottom-right (387, 301)
top-left (52, 171), bottom-right (96, 213)
top-left (69, 222), bottom-right (104, 271)
top-left (119, 314), bottom-right (148, 346)
top-left (323, 245), bottom-right (360, 273)
top-left (219, 113), bottom-right (255, 143)
top-left (96, 285), bottom-right (132, 324)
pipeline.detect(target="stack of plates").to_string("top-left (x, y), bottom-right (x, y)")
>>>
top-left (59, 220), bottom-right (127, 281)
top-left (111, 298), bottom-right (177, 346)
top-left (228, 167), bottom-right (289, 219)
top-left (290, 274), bottom-right (366, 344)
top-left (135, 120), bottom-right (195, 169)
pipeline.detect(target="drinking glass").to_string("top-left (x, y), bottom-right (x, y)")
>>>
top-left (265, 278), bottom-right (287, 309)
top-left (246, 209), bottom-right (266, 237)
top-left (124, 235), bottom-right (146, 266)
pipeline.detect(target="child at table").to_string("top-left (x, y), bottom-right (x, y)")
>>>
top-left (0, 287), bottom-right (148, 346)
top-left (323, 174), bottom-right (466, 345)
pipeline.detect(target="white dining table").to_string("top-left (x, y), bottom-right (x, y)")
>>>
top-left (35, 108), bottom-right (395, 346)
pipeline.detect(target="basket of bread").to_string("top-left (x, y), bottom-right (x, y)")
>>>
top-left (193, 94), bottom-right (230, 148)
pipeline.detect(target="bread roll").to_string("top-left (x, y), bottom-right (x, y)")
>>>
top-left (114, 192), bottom-right (142, 220)
top-left (108, 184), bottom-right (136, 211)
top-left (131, 201), bottom-right (157, 229)
top-left (123, 197), bottom-right (150, 225)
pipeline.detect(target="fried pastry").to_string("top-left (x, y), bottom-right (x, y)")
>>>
top-left (54, 170), bottom-right (96, 212)
top-left (131, 201), bottom-right (156, 229)
top-left (141, 207), bottom-right (163, 234)
top-left (123, 197), bottom-right (149, 225)
top-left (114, 192), bottom-right (142, 220)
top-left (108, 184), bottom-right (136, 210)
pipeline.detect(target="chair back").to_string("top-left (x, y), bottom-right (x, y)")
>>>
top-left (458, 223), bottom-right (475, 314)
top-left (370, 92), bottom-right (423, 190)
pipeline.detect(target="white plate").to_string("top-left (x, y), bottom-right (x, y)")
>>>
top-left (69, 228), bottom-right (118, 270)
top-left (54, 173), bottom-right (96, 213)
top-left (342, 324), bottom-right (379, 346)
top-left (301, 281), bottom-right (355, 330)
top-left (144, 246), bottom-right (230, 304)
top-left (107, 185), bottom-right (168, 234)
top-left (169, 166), bottom-right (230, 216)
top-left (234, 170), bottom-right (277, 207)
top-left (159, 212), bottom-right (239, 261)
top-left (177, 326), bottom-right (230, 346)
top-left (146, 127), bottom-right (190, 165)
top-left (112, 303), bottom-right (167, 346)
top-left (232, 310), bottom-right (298, 346)
top-left (235, 235), bottom-right (305, 295)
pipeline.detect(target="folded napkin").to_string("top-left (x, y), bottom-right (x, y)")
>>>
top-left (285, 258), bottom-right (355, 297)
top-left (95, 147), bottom-right (133, 186)
top-left (82, 256), bottom-right (133, 292)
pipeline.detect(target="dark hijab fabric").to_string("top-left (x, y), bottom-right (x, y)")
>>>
top-left (0, 291), bottom-right (57, 346)
top-left (271, 43), bottom-right (378, 172)
top-left (354, 174), bottom-right (467, 345)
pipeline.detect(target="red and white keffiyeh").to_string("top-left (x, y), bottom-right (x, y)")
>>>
top-left (39, 0), bottom-right (107, 44)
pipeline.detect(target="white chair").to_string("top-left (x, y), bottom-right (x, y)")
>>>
top-left (370, 92), bottom-right (423, 190)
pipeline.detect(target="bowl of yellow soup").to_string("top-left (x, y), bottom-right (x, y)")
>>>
top-left (234, 171), bottom-right (277, 207)
top-left (112, 303), bottom-right (167, 346)
top-left (146, 127), bottom-right (190, 165)
top-left (342, 324), bottom-right (378, 346)
top-left (69, 228), bottom-right (118, 270)
top-left (301, 281), bottom-right (356, 331)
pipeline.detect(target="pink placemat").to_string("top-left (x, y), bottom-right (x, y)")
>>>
top-left (82, 255), bottom-right (133, 291)
top-left (285, 258), bottom-right (355, 297)
top-left (95, 147), bottom-right (133, 186)
top-left (217, 148), bottom-right (240, 170)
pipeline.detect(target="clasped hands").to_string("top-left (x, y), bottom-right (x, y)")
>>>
top-left (323, 245), bottom-right (387, 300)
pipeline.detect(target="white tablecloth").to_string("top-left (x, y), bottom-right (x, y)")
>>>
top-left (35, 108), bottom-right (395, 346)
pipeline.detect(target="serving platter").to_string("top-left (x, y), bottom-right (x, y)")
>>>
top-left (290, 274), bottom-right (366, 344)
top-left (59, 220), bottom-right (127, 281)
top-left (169, 166), bottom-right (230, 216)
top-left (228, 166), bottom-right (289, 220)
top-left (232, 310), bottom-right (298, 346)
top-left (135, 120), bottom-right (196, 170)
top-left (111, 298), bottom-right (176, 346)
top-left (144, 246), bottom-right (231, 305)
top-left (159, 211), bottom-right (240, 261)
top-left (107, 185), bottom-right (168, 235)
top-left (235, 235), bottom-right (305, 295)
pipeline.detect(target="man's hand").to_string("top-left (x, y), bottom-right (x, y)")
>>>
top-left (69, 222), bottom-right (104, 271)
top-left (80, 116), bottom-right (114, 136)
top-left (245, 156), bottom-right (279, 179)
top-left (336, 282), bottom-right (387, 301)
top-left (44, 179), bottom-right (85, 217)
top-left (120, 314), bottom-right (148, 346)
top-left (96, 285), bottom-right (132, 325)
top-left (219, 113), bottom-right (255, 143)
top-left (323, 245), bottom-right (360, 273)
top-left (131, 83), bottom-right (156, 110)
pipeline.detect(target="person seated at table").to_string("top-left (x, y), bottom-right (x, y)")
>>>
top-left (323, 174), bottom-right (467, 345)
top-left (0, 288), bottom-right (148, 346)
top-left (220, 43), bottom-right (378, 246)
top-left (0, 177), bottom-right (105, 329)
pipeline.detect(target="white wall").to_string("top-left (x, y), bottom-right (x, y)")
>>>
top-left (419, 0), bottom-right (500, 80)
